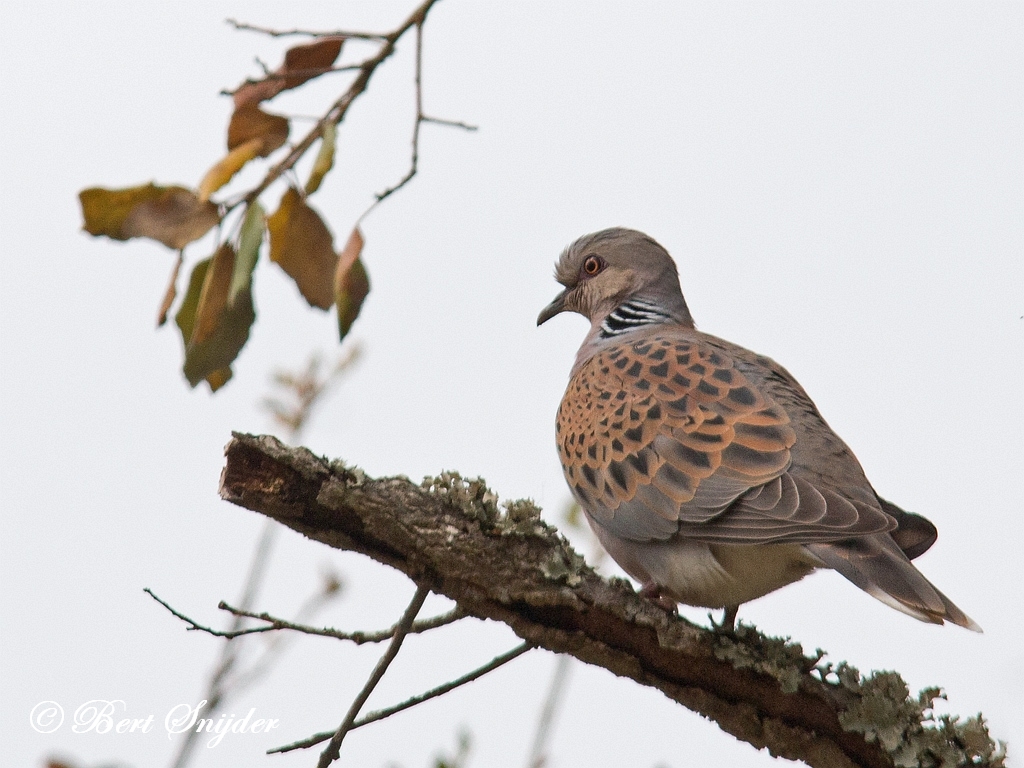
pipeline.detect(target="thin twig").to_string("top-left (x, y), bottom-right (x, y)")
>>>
top-left (227, 19), bottom-right (389, 41)
top-left (144, 587), bottom-right (464, 642)
top-left (220, 64), bottom-right (365, 97)
top-left (270, 642), bottom-right (533, 754)
top-left (222, 569), bottom-right (342, 690)
top-left (365, 21), bottom-right (425, 213)
top-left (167, 518), bottom-right (278, 768)
top-left (421, 115), bottom-right (478, 131)
top-left (316, 585), bottom-right (431, 768)
top-left (525, 655), bottom-right (573, 768)
top-left (219, 601), bottom-right (465, 643)
top-left (231, 0), bottom-right (442, 214)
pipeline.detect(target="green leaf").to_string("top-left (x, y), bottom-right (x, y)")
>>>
top-left (175, 257), bottom-right (210, 346)
top-left (175, 247), bottom-right (256, 390)
top-left (230, 201), bottom-right (264, 306)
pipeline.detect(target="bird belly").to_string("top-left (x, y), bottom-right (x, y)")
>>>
top-left (588, 514), bottom-right (821, 607)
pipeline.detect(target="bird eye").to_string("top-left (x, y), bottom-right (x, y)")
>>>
top-left (582, 255), bottom-right (603, 276)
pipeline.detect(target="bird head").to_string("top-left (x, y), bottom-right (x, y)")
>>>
top-left (537, 228), bottom-right (694, 328)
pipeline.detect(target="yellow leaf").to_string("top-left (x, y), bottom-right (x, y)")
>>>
top-left (267, 188), bottom-right (337, 310)
top-left (335, 227), bottom-right (370, 340)
top-left (80, 184), bottom-right (219, 249)
top-left (198, 139), bottom-right (262, 202)
top-left (205, 367), bottom-right (233, 392)
top-left (304, 123), bottom-right (336, 195)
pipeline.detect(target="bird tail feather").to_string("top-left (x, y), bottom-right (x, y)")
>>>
top-left (806, 537), bottom-right (981, 632)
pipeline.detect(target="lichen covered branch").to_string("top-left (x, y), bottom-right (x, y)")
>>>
top-left (219, 433), bottom-right (1005, 768)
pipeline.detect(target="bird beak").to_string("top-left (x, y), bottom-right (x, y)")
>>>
top-left (537, 289), bottom-right (568, 326)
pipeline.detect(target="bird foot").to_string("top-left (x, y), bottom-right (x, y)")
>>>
top-left (639, 583), bottom-right (679, 614)
top-left (709, 605), bottom-right (739, 635)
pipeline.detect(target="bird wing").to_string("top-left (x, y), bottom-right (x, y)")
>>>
top-left (557, 333), bottom-right (894, 543)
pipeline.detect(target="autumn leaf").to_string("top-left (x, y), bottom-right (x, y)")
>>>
top-left (335, 227), bottom-right (370, 341)
top-left (267, 188), bottom-right (337, 310)
top-left (198, 138), bottom-right (262, 202)
top-left (204, 367), bottom-right (233, 392)
top-left (228, 104), bottom-right (289, 157)
top-left (192, 244), bottom-right (235, 345)
top-left (233, 37), bottom-right (344, 108)
top-left (79, 184), bottom-right (219, 249)
top-left (230, 201), bottom-right (264, 306)
top-left (304, 122), bottom-right (337, 195)
top-left (175, 248), bottom-right (256, 390)
top-left (282, 37), bottom-right (345, 88)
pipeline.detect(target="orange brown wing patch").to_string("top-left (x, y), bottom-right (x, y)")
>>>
top-left (557, 337), bottom-right (796, 520)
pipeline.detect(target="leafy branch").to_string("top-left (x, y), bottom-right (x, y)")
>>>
top-left (77, 0), bottom-right (471, 392)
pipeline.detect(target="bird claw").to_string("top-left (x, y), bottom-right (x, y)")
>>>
top-left (709, 605), bottom-right (739, 634)
top-left (639, 583), bottom-right (679, 614)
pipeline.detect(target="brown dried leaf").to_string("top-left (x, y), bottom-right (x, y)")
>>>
top-left (232, 78), bottom-right (281, 108)
top-left (80, 184), bottom-right (219, 249)
top-left (282, 37), bottom-right (344, 89)
top-left (157, 252), bottom-right (184, 327)
top-left (335, 227), bottom-right (370, 340)
top-left (198, 139), bottom-right (262, 202)
top-left (192, 244), bottom-right (235, 345)
top-left (267, 188), bottom-right (337, 310)
top-left (175, 251), bottom-right (256, 390)
top-left (228, 104), bottom-right (289, 157)
top-left (233, 36), bottom-right (344, 108)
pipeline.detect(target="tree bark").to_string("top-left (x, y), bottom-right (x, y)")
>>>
top-left (218, 433), bottom-right (1001, 768)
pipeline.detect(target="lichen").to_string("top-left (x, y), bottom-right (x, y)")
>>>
top-left (830, 667), bottom-right (1007, 768)
top-left (328, 458), bottom-right (366, 486)
top-left (540, 547), bottom-right (588, 586)
top-left (712, 623), bottom-right (810, 694)
top-left (421, 471), bottom-right (500, 525)
top-left (713, 626), bottom-right (1006, 766)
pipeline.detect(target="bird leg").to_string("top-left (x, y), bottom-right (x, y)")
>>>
top-left (639, 582), bottom-right (679, 614)
top-left (709, 605), bottom-right (739, 634)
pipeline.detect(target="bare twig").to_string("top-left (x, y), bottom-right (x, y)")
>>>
top-left (525, 655), bottom-right (572, 768)
top-left (227, 19), bottom-right (389, 41)
top-left (232, 0), bottom-right (443, 214)
top-left (421, 115), bottom-right (478, 131)
top-left (366, 21), bottom-right (425, 212)
top-left (167, 517), bottom-right (277, 768)
top-left (220, 64), bottom-right (365, 96)
top-left (261, 347), bottom-right (361, 439)
top-left (363, 21), bottom-right (477, 219)
top-left (317, 585), bottom-right (431, 768)
top-left (270, 641), bottom-right (532, 754)
top-left (219, 570), bottom-right (344, 692)
top-left (145, 587), bottom-right (463, 642)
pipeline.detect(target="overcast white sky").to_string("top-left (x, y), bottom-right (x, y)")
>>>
top-left (2, 2), bottom-right (1022, 767)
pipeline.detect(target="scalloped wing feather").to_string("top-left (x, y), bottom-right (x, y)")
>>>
top-left (557, 334), bottom-right (893, 543)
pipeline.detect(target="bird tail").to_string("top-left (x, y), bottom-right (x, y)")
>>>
top-left (806, 536), bottom-right (981, 632)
